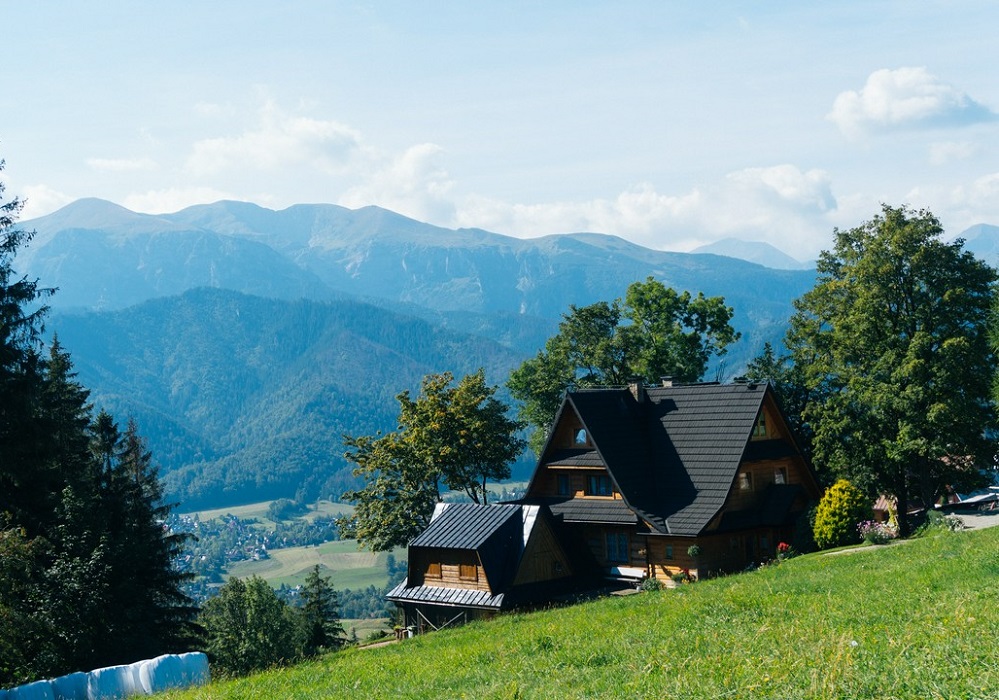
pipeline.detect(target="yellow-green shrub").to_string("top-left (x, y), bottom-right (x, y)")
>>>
top-left (813, 479), bottom-right (869, 549)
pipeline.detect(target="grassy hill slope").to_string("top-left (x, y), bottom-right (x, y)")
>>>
top-left (165, 526), bottom-right (999, 699)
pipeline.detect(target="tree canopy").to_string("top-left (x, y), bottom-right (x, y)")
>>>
top-left (0, 158), bottom-right (195, 686)
top-left (788, 205), bottom-right (996, 535)
top-left (508, 276), bottom-right (739, 451)
top-left (337, 370), bottom-right (525, 551)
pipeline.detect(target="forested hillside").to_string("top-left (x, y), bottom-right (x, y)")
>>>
top-left (51, 288), bottom-right (530, 508)
top-left (22, 199), bottom-right (827, 508)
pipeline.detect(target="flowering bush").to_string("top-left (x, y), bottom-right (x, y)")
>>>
top-left (857, 520), bottom-right (897, 544)
top-left (776, 541), bottom-right (797, 561)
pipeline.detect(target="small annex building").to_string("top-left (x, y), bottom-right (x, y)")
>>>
top-left (389, 379), bottom-right (822, 631)
top-left (386, 501), bottom-right (579, 633)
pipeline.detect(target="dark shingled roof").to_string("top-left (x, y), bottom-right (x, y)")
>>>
top-left (553, 382), bottom-right (770, 537)
top-left (540, 496), bottom-right (640, 525)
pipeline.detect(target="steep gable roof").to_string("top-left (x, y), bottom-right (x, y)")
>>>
top-left (537, 382), bottom-right (771, 537)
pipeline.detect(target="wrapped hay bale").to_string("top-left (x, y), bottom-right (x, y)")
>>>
top-left (137, 654), bottom-right (185, 695)
top-left (178, 653), bottom-right (210, 688)
top-left (9, 680), bottom-right (54, 700)
top-left (86, 665), bottom-right (136, 700)
top-left (50, 672), bottom-right (88, 700)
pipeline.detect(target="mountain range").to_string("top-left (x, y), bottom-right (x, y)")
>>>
top-left (20, 199), bottom-right (999, 507)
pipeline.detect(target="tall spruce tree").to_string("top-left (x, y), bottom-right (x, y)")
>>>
top-left (0, 157), bottom-right (195, 685)
top-left (300, 565), bottom-right (345, 655)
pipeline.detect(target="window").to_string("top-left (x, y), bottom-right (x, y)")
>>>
top-left (557, 474), bottom-right (572, 496)
top-left (426, 562), bottom-right (442, 579)
top-left (738, 472), bottom-right (753, 491)
top-left (574, 428), bottom-right (589, 446)
top-left (760, 534), bottom-right (769, 551)
top-left (458, 563), bottom-right (478, 582)
top-left (665, 545), bottom-right (674, 560)
top-left (606, 533), bottom-right (629, 562)
top-left (587, 475), bottom-right (613, 497)
top-left (774, 467), bottom-right (787, 485)
top-left (752, 412), bottom-right (767, 439)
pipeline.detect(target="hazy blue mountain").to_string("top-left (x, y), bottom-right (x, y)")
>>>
top-left (22, 200), bottom-right (818, 363)
top-left (958, 224), bottom-right (999, 268)
top-left (22, 199), bottom-right (831, 507)
top-left (690, 238), bottom-right (810, 270)
top-left (51, 288), bottom-right (530, 508)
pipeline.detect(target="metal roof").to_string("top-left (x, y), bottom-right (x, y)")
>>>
top-left (386, 579), bottom-right (506, 611)
top-left (410, 503), bottom-right (522, 550)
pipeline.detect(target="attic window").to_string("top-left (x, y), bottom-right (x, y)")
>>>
top-left (738, 472), bottom-right (753, 491)
top-left (426, 562), bottom-right (442, 579)
top-left (752, 412), bottom-right (768, 439)
top-left (574, 428), bottom-right (588, 446)
top-left (774, 467), bottom-right (787, 485)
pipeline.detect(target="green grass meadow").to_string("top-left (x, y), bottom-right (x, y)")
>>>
top-left (164, 526), bottom-right (999, 699)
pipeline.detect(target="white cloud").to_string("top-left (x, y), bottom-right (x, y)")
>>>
top-left (828, 67), bottom-right (996, 136)
top-left (928, 141), bottom-right (979, 166)
top-left (339, 143), bottom-right (456, 224)
top-left (18, 184), bottom-right (75, 219)
top-left (87, 157), bottom-right (158, 172)
top-left (186, 102), bottom-right (366, 176)
top-left (123, 186), bottom-right (237, 214)
top-left (451, 164), bottom-right (839, 260)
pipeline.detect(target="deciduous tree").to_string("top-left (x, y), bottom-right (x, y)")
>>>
top-left (508, 277), bottom-right (739, 451)
top-left (337, 370), bottom-right (525, 550)
top-left (789, 205), bottom-right (996, 536)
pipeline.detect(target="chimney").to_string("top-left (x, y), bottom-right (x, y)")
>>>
top-left (628, 378), bottom-right (645, 403)
top-left (660, 376), bottom-right (673, 388)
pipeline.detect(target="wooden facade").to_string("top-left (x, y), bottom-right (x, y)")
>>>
top-left (391, 381), bottom-right (823, 633)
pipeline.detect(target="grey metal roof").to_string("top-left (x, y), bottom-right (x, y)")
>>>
top-left (386, 579), bottom-right (506, 611)
top-left (559, 382), bottom-right (770, 537)
top-left (410, 503), bottom-right (521, 550)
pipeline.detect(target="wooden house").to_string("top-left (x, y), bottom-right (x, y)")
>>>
top-left (386, 502), bottom-right (577, 633)
top-left (389, 380), bottom-right (821, 631)
top-left (523, 379), bottom-right (821, 582)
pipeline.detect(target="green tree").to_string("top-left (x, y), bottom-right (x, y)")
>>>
top-left (789, 205), bottom-right (996, 536)
top-left (300, 565), bottom-right (345, 655)
top-left (199, 576), bottom-right (304, 677)
top-left (508, 277), bottom-right (739, 451)
top-left (745, 341), bottom-right (816, 458)
top-left (338, 370), bottom-right (525, 551)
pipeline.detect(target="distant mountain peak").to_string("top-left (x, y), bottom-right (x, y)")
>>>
top-left (690, 238), bottom-right (808, 270)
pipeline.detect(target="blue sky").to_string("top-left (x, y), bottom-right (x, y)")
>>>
top-left (4, 2), bottom-right (998, 259)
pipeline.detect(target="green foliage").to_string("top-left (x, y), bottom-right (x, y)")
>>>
top-left (267, 498), bottom-right (308, 522)
top-left (789, 206), bottom-right (996, 537)
top-left (744, 341), bottom-right (814, 456)
top-left (813, 479), bottom-right (869, 549)
top-left (639, 577), bottom-right (664, 592)
top-left (199, 576), bottom-right (305, 678)
top-left (508, 277), bottom-right (738, 452)
top-left (338, 370), bottom-right (524, 551)
top-left (164, 527), bottom-right (999, 699)
top-left (0, 164), bottom-right (196, 686)
top-left (300, 565), bottom-right (345, 655)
